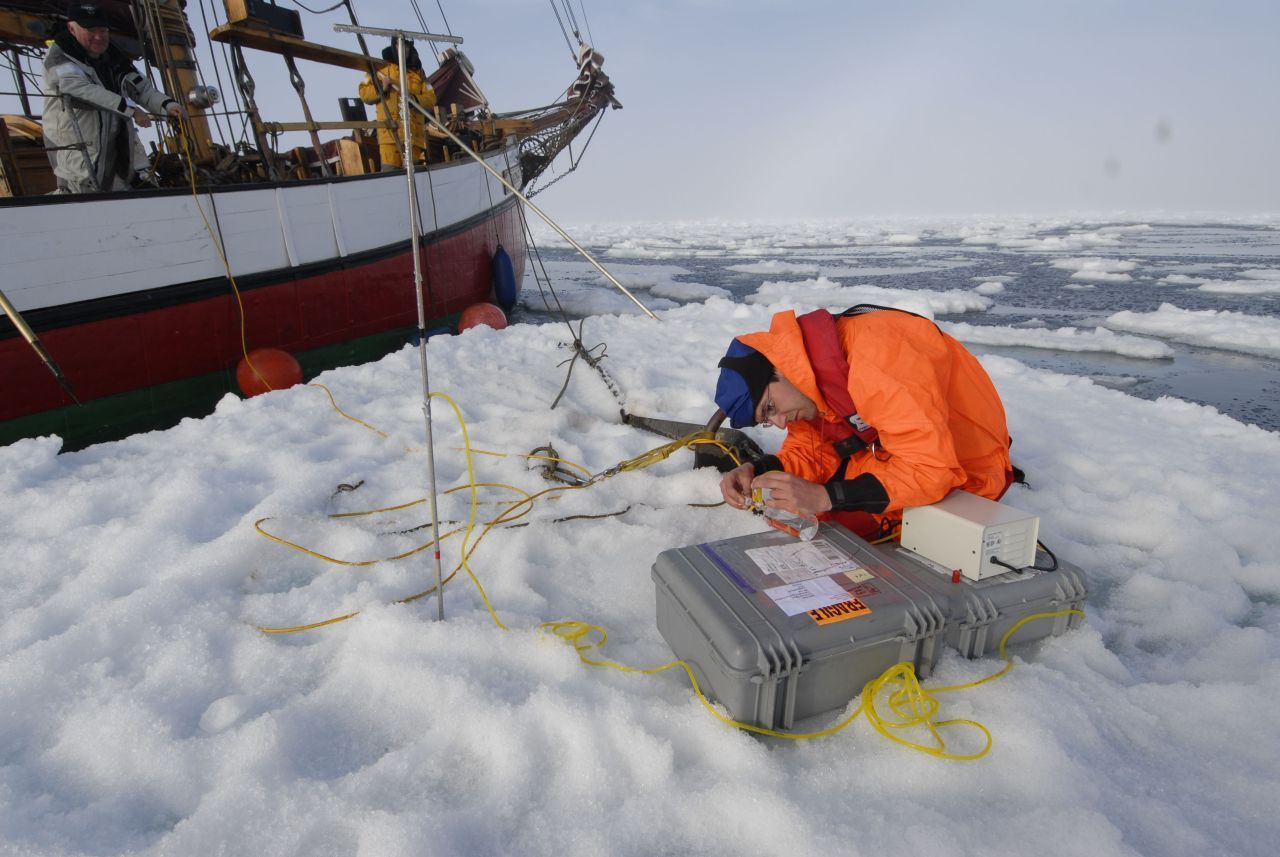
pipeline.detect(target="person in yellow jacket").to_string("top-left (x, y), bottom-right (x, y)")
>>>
top-left (714, 306), bottom-right (1013, 539)
top-left (404, 46), bottom-right (432, 160)
top-left (358, 43), bottom-right (436, 170)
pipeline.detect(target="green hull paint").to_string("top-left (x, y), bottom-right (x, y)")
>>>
top-left (0, 322), bottom-right (454, 452)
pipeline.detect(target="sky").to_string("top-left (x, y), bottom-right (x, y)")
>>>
top-left (331, 0), bottom-right (1280, 220)
top-left (3, 219), bottom-right (1279, 854)
top-left (10, 0), bottom-right (1277, 220)
top-left (5, 0), bottom-right (1274, 220)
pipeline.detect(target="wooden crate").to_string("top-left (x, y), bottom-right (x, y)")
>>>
top-left (0, 117), bottom-right (58, 197)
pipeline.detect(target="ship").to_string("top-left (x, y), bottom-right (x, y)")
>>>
top-left (0, 0), bottom-right (619, 449)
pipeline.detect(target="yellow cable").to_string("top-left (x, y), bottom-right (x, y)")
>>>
top-left (926, 609), bottom-right (1086, 694)
top-left (176, 122), bottom-right (272, 393)
top-left (253, 517), bottom-right (465, 567)
top-left (254, 403), bottom-right (758, 634)
top-left (466, 446), bottom-right (595, 480)
top-left (537, 620), bottom-right (864, 740)
top-left (308, 382), bottom-right (391, 439)
top-left (327, 482), bottom-right (531, 520)
top-left (257, 568), bottom-right (464, 634)
top-left (253, 480), bottom-right (537, 632)
top-left (430, 391), bottom-right (509, 630)
top-left (539, 608), bottom-right (1084, 754)
top-left (249, 382), bottom-right (1084, 756)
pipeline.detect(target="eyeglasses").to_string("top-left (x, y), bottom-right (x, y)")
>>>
top-left (758, 390), bottom-right (777, 425)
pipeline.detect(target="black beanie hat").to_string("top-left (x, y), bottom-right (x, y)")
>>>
top-left (715, 342), bottom-right (775, 428)
top-left (71, 4), bottom-right (110, 28)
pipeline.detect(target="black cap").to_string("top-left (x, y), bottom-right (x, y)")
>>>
top-left (70, 4), bottom-right (110, 28)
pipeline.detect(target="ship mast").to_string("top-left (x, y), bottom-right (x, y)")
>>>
top-left (133, 0), bottom-right (217, 164)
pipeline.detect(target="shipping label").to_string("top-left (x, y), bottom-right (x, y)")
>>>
top-left (746, 538), bottom-right (871, 584)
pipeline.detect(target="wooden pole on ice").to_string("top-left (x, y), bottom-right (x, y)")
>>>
top-left (0, 288), bottom-right (79, 404)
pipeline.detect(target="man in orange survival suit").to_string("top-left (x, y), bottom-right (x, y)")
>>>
top-left (715, 307), bottom-right (1013, 539)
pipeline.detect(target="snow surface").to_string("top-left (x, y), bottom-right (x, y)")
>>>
top-left (1105, 303), bottom-right (1280, 359)
top-left (3, 285), bottom-right (1279, 856)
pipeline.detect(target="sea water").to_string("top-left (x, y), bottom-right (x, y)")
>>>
top-left (519, 218), bottom-right (1280, 433)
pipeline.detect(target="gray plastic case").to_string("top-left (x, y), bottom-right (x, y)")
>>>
top-left (877, 543), bottom-right (1088, 658)
top-left (651, 523), bottom-right (947, 730)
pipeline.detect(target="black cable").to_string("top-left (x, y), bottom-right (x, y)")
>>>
top-left (407, 0), bottom-right (429, 34)
top-left (285, 0), bottom-right (346, 14)
top-left (477, 145), bottom-right (501, 250)
top-left (560, 0), bottom-right (581, 41)
top-left (578, 0), bottom-right (595, 47)
top-left (404, 0), bottom-right (447, 72)
top-left (204, 0), bottom-right (251, 148)
top-left (988, 541), bottom-right (1059, 574)
top-left (525, 108), bottom-right (605, 199)
top-left (547, 0), bottom-right (577, 60)
top-left (419, 147), bottom-right (443, 320)
top-left (194, 0), bottom-right (236, 147)
top-left (514, 171), bottom-right (575, 336)
top-left (434, 0), bottom-right (454, 37)
top-left (3, 48), bottom-right (44, 98)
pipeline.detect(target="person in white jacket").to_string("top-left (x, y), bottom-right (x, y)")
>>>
top-left (42, 4), bottom-right (184, 193)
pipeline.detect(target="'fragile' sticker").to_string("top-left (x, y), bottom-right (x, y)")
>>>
top-left (808, 598), bottom-right (871, 626)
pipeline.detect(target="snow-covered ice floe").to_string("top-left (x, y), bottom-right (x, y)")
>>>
top-left (1105, 303), bottom-right (1280, 359)
top-left (2, 295), bottom-right (1279, 856)
top-left (942, 322), bottom-right (1174, 359)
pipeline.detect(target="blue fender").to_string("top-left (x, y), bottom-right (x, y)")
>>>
top-left (492, 244), bottom-right (517, 313)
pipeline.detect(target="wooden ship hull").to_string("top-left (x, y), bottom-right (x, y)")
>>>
top-left (1, 155), bottom-right (526, 447)
top-left (0, 1), bottom-right (618, 449)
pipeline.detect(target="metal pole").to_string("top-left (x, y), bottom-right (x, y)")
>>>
top-left (335, 24), bottom-right (462, 44)
top-left (0, 288), bottom-right (79, 404)
top-left (408, 100), bottom-right (657, 320)
top-left (335, 23), bottom-right (464, 622)
top-left (397, 34), bottom-right (446, 621)
top-left (10, 49), bottom-right (32, 116)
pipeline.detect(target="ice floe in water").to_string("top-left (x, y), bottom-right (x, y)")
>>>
top-left (1105, 303), bottom-right (1280, 358)
top-left (942, 322), bottom-right (1174, 358)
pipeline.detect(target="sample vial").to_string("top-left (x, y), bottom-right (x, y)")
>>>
top-left (751, 487), bottom-right (819, 541)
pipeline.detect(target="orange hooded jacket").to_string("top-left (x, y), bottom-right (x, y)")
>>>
top-left (738, 309), bottom-right (1012, 537)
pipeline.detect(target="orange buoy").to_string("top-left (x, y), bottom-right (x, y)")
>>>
top-left (457, 302), bottom-right (507, 332)
top-left (236, 348), bottom-right (303, 397)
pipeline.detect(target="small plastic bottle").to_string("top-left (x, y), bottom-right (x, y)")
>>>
top-left (751, 487), bottom-right (819, 541)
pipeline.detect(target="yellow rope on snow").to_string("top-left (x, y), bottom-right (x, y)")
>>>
top-left (250, 381), bottom-right (1083, 756)
top-left (539, 609), bottom-right (1085, 755)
